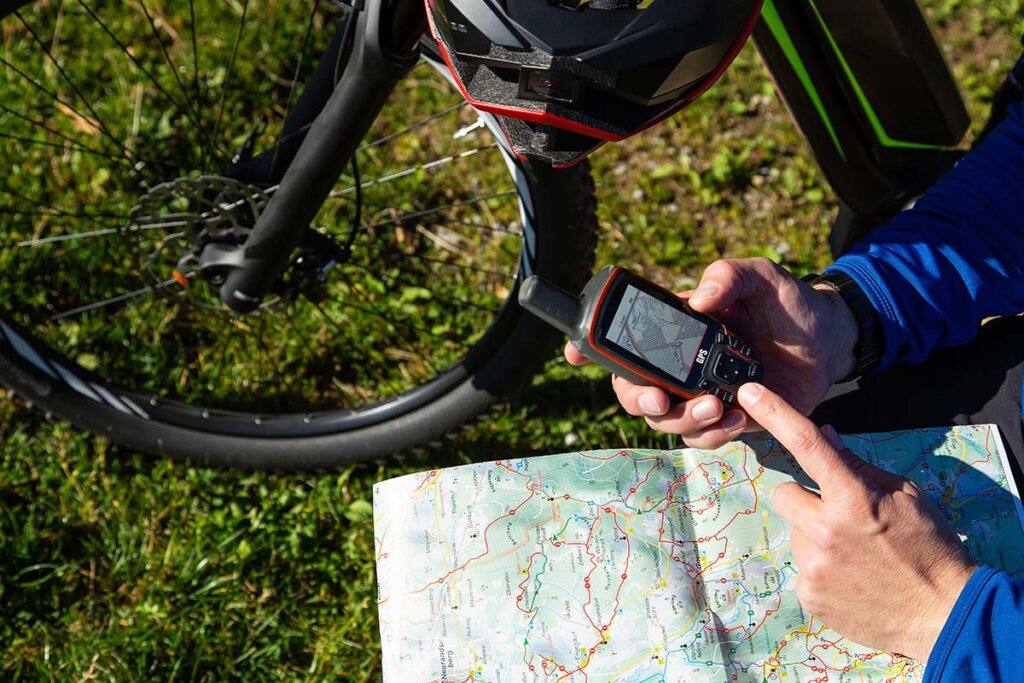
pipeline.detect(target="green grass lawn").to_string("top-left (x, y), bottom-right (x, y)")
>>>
top-left (1, 1), bottom-right (1022, 680)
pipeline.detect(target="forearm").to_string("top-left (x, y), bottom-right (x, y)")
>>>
top-left (827, 102), bottom-right (1024, 369)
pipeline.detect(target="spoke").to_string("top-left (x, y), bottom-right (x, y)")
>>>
top-left (309, 300), bottom-right (349, 338)
top-left (189, 0), bottom-right (201, 123)
top-left (256, 314), bottom-right (267, 416)
top-left (308, 302), bottom-right (410, 383)
top-left (10, 174), bottom-right (275, 248)
top-left (390, 252), bottom-right (516, 280)
top-left (49, 278), bottom-right (178, 322)
top-left (212, 0), bottom-right (250, 148)
top-left (314, 300), bottom-right (443, 381)
top-left (1, 218), bottom-right (138, 245)
top-left (340, 262), bottom-right (507, 314)
top-left (448, 217), bottom-right (523, 237)
top-left (136, 2), bottom-right (193, 112)
top-left (74, 0), bottom-right (229, 165)
top-left (136, 0), bottom-right (210, 166)
top-left (328, 296), bottom-right (457, 350)
top-left (364, 278), bottom-right (506, 317)
top-left (15, 220), bottom-right (188, 248)
top-left (0, 104), bottom-right (139, 168)
top-left (0, 185), bottom-right (122, 221)
top-left (334, 190), bottom-right (518, 238)
top-left (216, 316), bottom-right (238, 401)
top-left (11, 178), bottom-right (272, 248)
top-left (329, 144), bottom-right (499, 198)
top-left (263, 314), bottom-right (291, 413)
top-left (280, 0), bottom-right (319, 131)
top-left (0, 63), bottom-right (150, 185)
top-left (0, 130), bottom-right (138, 170)
top-left (11, 12), bottom-right (153, 182)
top-left (358, 102), bottom-right (467, 152)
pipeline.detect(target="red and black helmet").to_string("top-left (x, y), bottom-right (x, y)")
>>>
top-left (425, 0), bottom-right (764, 166)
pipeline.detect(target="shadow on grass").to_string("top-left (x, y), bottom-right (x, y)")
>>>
top-left (383, 370), bottom-right (673, 472)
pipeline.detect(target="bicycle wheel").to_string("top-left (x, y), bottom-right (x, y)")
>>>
top-left (0, 1), bottom-right (597, 468)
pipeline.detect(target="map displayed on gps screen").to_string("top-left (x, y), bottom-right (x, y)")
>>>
top-left (606, 284), bottom-right (707, 380)
top-left (374, 425), bottom-right (1024, 682)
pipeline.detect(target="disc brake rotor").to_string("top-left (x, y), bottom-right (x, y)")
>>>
top-left (127, 176), bottom-right (272, 305)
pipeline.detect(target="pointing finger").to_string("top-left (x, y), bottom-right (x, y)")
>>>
top-left (738, 383), bottom-right (865, 495)
top-left (821, 424), bottom-right (907, 492)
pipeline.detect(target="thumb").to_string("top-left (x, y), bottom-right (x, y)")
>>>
top-left (688, 258), bottom-right (779, 314)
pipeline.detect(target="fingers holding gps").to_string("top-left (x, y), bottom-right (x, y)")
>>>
top-left (612, 375), bottom-right (671, 417)
top-left (563, 341), bottom-right (589, 367)
top-left (566, 339), bottom-right (727, 431)
top-left (605, 366), bottom-right (758, 449)
top-left (671, 409), bottom-right (750, 449)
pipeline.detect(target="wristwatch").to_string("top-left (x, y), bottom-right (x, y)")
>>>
top-left (805, 271), bottom-right (883, 382)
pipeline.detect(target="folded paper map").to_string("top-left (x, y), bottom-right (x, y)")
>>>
top-left (374, 425), bottom-right (1024, 682)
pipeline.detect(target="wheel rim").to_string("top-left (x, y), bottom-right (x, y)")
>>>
top-left (0, 2), bottom-right (537, 436)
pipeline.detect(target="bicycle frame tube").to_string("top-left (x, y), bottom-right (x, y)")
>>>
top-left (753, 0), bottom-right (968, 227)
top-left (216, 0), bottom-right (427, 312)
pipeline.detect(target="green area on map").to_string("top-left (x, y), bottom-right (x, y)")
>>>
top-left (374, 425), bottom-right (1024, 682)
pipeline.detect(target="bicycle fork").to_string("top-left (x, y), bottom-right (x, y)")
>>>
top-left (213, 0), bottom-right (427, 312)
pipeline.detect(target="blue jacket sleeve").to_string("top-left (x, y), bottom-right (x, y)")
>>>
top-left (924, 566), bottom-right (1024, 682)
top-left (826, 103), bottom-right (1024, 369)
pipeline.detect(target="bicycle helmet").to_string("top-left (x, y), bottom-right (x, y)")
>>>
top-left (424, 0), bottom-right (764, 166)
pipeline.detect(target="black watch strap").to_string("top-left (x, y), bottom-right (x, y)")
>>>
top-left (805, 271), bottom-right (883, 382)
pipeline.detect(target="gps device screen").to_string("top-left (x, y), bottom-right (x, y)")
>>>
top-left (600, 284), bottom-right (709, 383)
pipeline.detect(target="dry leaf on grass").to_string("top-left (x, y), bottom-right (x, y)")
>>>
top-left (55, 101), bottom-right (101, 136)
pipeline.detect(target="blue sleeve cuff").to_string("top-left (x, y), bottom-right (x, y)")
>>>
top-left (924, 566), bottom-right (999, 682)
top-left (924, 565), bottom-right (1024, 682)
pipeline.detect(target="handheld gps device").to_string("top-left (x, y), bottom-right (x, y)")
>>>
top-left (519, 266), bottom-right (763, 405)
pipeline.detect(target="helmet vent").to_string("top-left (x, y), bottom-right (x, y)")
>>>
top-left (548, 0), bottom-right (642, 11)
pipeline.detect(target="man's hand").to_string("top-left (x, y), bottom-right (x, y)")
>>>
top-left (738, 382), bottom-right (978, 661)
top-left (565, 258), bottom-right (859, 449)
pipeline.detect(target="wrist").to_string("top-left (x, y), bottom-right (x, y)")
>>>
top-left (813, 284), bottom-right (858, 385)
top-left (907, 561), bottom-right (980, 662)
top-left (807, 271), bottom-right (883, 382)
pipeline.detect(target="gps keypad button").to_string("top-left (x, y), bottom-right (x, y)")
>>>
top-left (747, 361), bottom-right (764, 381)
top-left (712, 352), bottom-right (744, 385)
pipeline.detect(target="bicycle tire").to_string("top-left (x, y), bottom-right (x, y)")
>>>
top-left (0, 3), bottom-right (597, 469)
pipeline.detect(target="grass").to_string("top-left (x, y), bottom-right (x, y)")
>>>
top-left (1, 0), bottom-right (1022, 680)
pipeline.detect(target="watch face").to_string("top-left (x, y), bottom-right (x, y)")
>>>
top-left (599, 281), bottom-right (709, 386)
